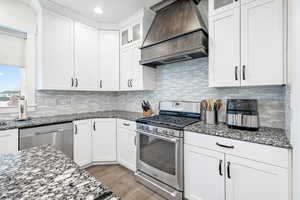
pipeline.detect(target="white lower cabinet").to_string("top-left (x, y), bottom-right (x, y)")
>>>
top-left (73, 120), bottom-right (92, 167)
top-left (74, 118), bottom-right (117, 167)
top-left (0, 129), bottom-right (18, 155)
top-left (225, 155), bottom-right (289, 200)
top-left (92, 118), bottom-right (117, 162)
top-left (184, 132), bottom-right (290, 200)
top-left (185, 145), bottom-right (225, 200)
top-left (117, 120), bottom-right (137, 171)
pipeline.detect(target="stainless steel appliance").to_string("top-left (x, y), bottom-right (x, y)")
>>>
top-left (19, 123), bottom-right (73, 159)
top-left (136, 101), bottom-right (201, 200)
top-left (226, 99), bottom-right (259, 131)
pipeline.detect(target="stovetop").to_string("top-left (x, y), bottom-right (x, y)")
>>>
top-left (136, 114), bottom-right (200, 130)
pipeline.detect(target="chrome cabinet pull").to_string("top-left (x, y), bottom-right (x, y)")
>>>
top-left (127, 80), bottom-right (130, 88)
top-left (93, 122), bottom-right (96, 131)
top-left (134, 136), bottom-right (137, 146)
top-left (235, 66), bottom-right (238, 81)
top-left (242, 65), bottom-right (246, 80)
top-left (71, 78), bottom-right (74, 87)
top-left (75, 78), bottom-right (78, 87)
top-left (216, 142), bottom-right (234, 149)
top-left (130, 79), bottom-right (133, 88)
top-left (74, 125), bottom-right (78, 135)
top-left (100, 80), bottom-right (103, 88)
top-left (227, 162), bottom-right (231, 179)
top-left (219, 160), bottom-right (223, 176)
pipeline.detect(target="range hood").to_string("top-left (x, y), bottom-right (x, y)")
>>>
top-left (140, 0), bottom-right (208, 67)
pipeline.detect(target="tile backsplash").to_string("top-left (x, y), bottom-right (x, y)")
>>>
top-left (0, 57), bottom-right (286, 129)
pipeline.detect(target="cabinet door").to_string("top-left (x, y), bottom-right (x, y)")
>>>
top-left (209, 0), bottom-right (240, 16)
top-left (184, 145), bottom-right (225, 200)
top-left (225, 155), bottom-right (289, 200)
top-left (121, 27), bottom-right (130, 48)
top-left (240, 0), bottom-right (284, 86)
top-left (209, 8), bottom-right (241, 87)
top-left (132, 22), bottom-right (142, 43)
top-left (120, 47), bottom-right (133, 90)
top-left (73, 120), bottom-right (92, 167)
top-left (131, 45), bottom-right (143, 90)
top-left (117, 127), bottom-right (137, 171)
top-left (92, 119), bottom-right (116, 162)
top-left (0, 129), bottom-right (18, 155)
top-left (42, 11), bottom-right (74, 90)
top-left (74, 22), bottom-right (99, 91)
top-left (99, 31), bottom-right (120, 91)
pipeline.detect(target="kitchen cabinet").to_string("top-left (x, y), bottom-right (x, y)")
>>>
top-left (74, 118), bottom-right (117, 167)
top-left (117, 119), bottom-right (137, 171)
top-left (38, 10), bottom-right (74, 90)
top-left (209, 0), bottom-right (285, 87)
top-left (99, 31), bottom-right (120, 91)
top-left (120, 43), bottom-right (156, 91)
top-left (209, 7), bottom-right (240, 87)
top-left (120, 20), bottom-right (142, 49)
top-left (240, 0), bottom-right (284, 86)
top-left (185, 145), bottom-right (225, 200)
top-left (92, 118), bottom-right (117, 162)
top-left (0, 129), bottom-right (18, 155)
top-left (184, 131), bottom-right (290, 200)
top-left (74, 22), bottom-right (99, 91)
top-left (209, 0), bottom-right (240, 16)
top-left (225, 155), bottom-right (289, 200)
top-left (73, 120), bottom-right (92, 167)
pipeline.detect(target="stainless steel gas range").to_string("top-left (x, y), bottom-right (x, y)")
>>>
top-left (135, 101), bottom-right (201, 200)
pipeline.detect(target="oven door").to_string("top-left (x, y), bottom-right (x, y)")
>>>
top-left (136, 130), bottom-right (183, 191)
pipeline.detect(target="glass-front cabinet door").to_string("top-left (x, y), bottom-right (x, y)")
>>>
top-left (132, 23), bottom-right (141, 43)
top-left (121, 28), bottom-right (130, 47)
top-left (209, 0), bottom-right (240, 16)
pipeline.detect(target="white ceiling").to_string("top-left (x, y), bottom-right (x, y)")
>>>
top-left (48, 0), bottom-right (160, 24)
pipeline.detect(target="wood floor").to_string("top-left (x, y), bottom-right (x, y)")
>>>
top-left (87, 165), bottom-right (166, 200)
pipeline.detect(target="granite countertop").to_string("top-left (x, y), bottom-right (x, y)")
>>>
top-left (0, 110), bottom-right (143, 131)
top-left (184, 121), bottom-right (291, 149)
top-left (0, 145), bottom-right (120, 200)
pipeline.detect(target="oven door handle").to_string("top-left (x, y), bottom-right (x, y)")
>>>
top-left (135, 130), bottom-right (178, 143)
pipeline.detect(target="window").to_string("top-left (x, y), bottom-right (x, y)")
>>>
top-left (0, 65), bottom-right (22, 107)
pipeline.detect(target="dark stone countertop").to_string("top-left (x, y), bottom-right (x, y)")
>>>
top-left (184, 121), bottom-right (291, 149)
top-left (0, 145), bottom-right (120, 200)
top-left (0, 110), bottom-right (143, 131)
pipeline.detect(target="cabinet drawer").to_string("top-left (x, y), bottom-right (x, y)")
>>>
top-left (0, 129), bottom-right (18, 155)
top-left (118, 119), bottom-right (136, 131)
top-left (185, 131), bottom-right (289, 169)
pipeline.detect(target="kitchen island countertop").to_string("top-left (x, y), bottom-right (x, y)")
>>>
top-left (0, 145), bottom-right (120, 200)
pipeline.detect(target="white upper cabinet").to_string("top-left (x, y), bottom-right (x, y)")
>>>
top-left (185, 145), bottom-right (225, 200)
top-left (240, 0), bottom-right (284, 86)
top-left (120, 20), bottom-right (142, 49)
top-left (209, 8), bottom-right (240, 87)
top-left (99, 31), bottom-right (120, 91)
top-left (209, 0), bottom-right (240, 16)
top-left (39, 10), bottom-right (74, 90)
top-left (225, 155), bottom-right (289, 200)
top-left (74, 22), bottom-right (99, 91)
top-left (92, 118), bottom-right (117, 162)
top-left (209, 0), bottom-right (285, 87)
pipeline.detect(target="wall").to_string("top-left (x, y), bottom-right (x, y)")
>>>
top-left (289, 0), bottom-right (300, 198)
top-left (115, 58), bottom-right (286, 129)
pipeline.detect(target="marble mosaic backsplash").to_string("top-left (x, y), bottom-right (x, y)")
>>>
top-left (0, 58), bottom-right (286, 129)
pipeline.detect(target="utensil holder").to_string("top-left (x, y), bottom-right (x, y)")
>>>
top-left (205, 110), bottom-right (217, 125)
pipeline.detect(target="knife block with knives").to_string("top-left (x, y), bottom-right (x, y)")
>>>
top-left (142, 100), bottom-right (153, 117)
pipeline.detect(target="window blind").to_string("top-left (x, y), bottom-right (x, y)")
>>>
top-left (0, 26), bottom-right (26, 68)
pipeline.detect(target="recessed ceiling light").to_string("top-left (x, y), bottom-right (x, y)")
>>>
top-left (94, 7), bottom-right (103, 14)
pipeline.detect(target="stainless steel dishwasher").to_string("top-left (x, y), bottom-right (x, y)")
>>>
top-left (19, 123), bottom-right (73, 159)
